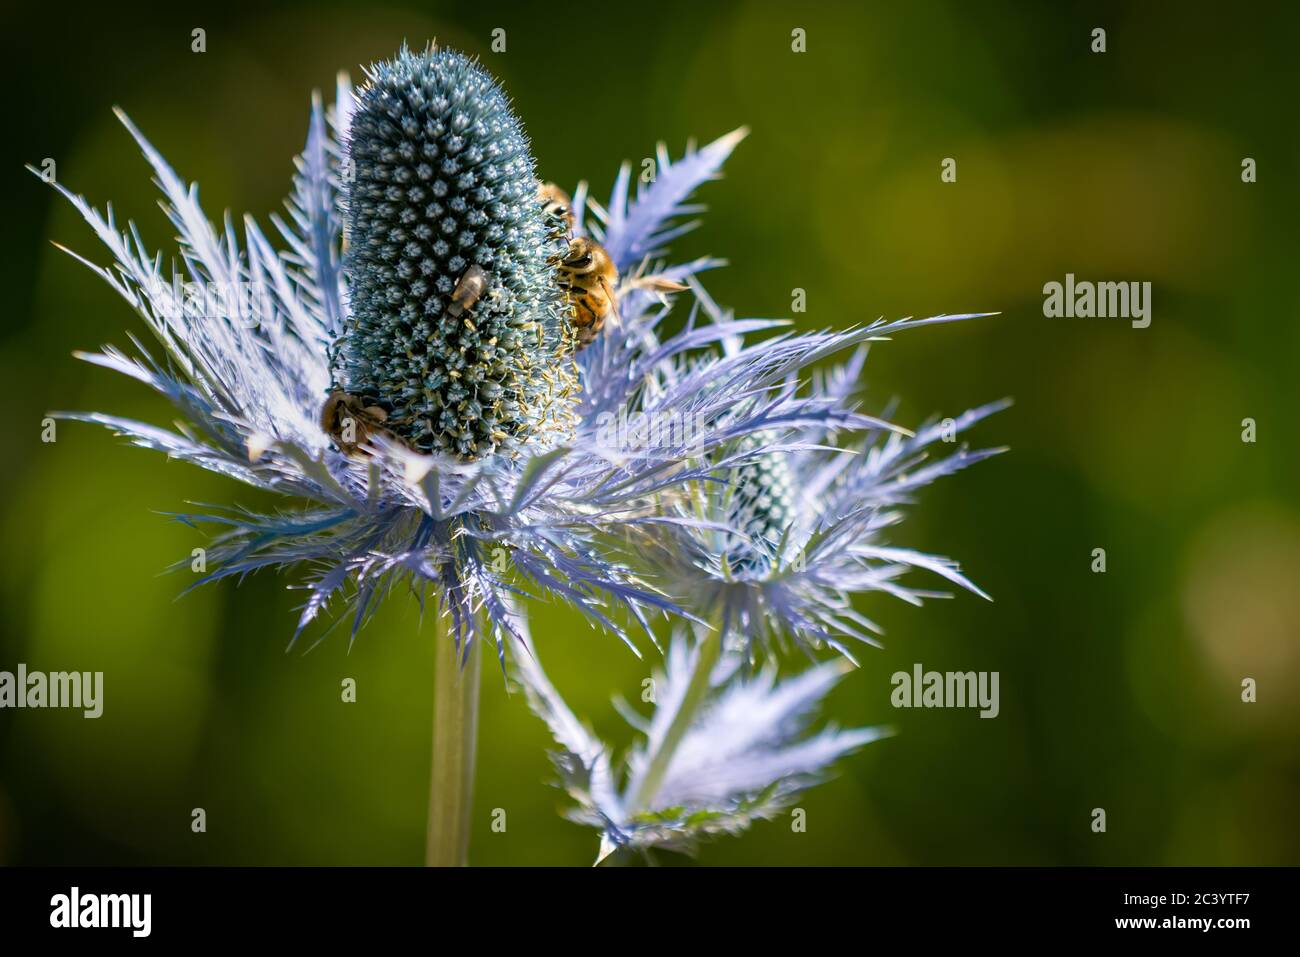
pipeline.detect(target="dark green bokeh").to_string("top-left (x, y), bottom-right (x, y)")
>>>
top-left (2, 1), bottom-right (1297, 866)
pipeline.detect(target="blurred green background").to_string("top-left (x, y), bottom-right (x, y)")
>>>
top-left (3, 0), bottom-right (1297, 866)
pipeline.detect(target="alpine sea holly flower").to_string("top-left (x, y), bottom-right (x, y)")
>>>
top-left (37, 43), bottom-right (915, 865)
top-left (636, 303), bottom-right (1011, 662)
top-left (40, 48), bottom-right (682, 660)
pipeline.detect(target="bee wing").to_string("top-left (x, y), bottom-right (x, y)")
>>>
top-left (638, 275), bottom-right (689, 294)
top-left (601, 273), bottom-right (623, 328)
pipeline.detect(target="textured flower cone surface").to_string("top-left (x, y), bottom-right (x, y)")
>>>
top-left (336, 46), bottom-right (576, 459)
top-left (728, 434), bottom-right (797, 572)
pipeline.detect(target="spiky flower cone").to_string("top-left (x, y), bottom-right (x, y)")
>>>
top-left (728, 435), bottom-right (797, 572)
top-left (336, 46), bottom-right (577, 459)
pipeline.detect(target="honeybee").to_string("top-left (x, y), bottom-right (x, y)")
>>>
top-left (447, 264), bottom-right (487, 318)
top-left (556, 236), bottom-right (618, 348)
top-left (538, 181), bottom-right (620, 348)
top-left (538, 182), bottom-right (575, 237)
top-left (321, 390), bottom-right (397, 457)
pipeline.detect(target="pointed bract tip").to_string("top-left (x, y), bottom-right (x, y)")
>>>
top-left (720, 126), bottom-right (751, 148)
top-left (594, 834), bottom-right (619, 866)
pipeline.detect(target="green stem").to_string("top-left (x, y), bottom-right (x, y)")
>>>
top-left (426, 615), bottom-right (481, 867)
top-left (628, 624), bottom-right (723, 813)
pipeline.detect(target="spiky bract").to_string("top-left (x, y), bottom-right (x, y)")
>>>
top-left (515, 623), bottom-right (884, 861)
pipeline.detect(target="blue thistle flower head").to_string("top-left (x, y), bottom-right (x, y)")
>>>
top-left (639, 315), bottom-right (1011, 661)
top-left (35, 41), bottom-right (995, 668)
top-left (31, 59), bottom-right (844, 656)
top-left (37, 45), bottom-right (1007, 863)
top-left (337, 45), bottom-right (576, 459)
